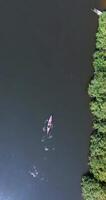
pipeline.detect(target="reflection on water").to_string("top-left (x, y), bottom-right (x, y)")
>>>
top-left (29, 165), bottom-right (39, 178)
top-left (29, 117), bottom-right (55, 182)
top-left (29, 164), bottom-right (48, 182)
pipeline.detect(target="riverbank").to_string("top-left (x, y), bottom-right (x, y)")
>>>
top-left (81, 11), bottom-right (106, 200)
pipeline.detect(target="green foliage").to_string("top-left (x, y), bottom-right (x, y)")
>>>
top-left (93, 122), bottom-right (106, 134)
top-left (96, 13), bottom-right (106, 50)
top-left (81, 176), bottom-right (106, 200)
top-left (89, 133), bottom-right (106, 182)
top-left (93, 51), bottom-right (106, 72)
top-left (81, 12), bottom-right (106, 200)
top-left (90, 101), bottom-right (106, 120)
top-left (88, 73), bottom-right (106, 101)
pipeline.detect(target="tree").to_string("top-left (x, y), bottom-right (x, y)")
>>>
top-left (88, 73), bottom-right (106, 101)
top-left (90, 101), bottom-right (106, 120)
top-left (96, 13), bottom-right (106, 50)
top-left (89, 133), bottom-right (106, 182)
top-left (93, 51), bottom-right (106, 72)
top-left (81, 176), bottom-right (106, 200)
top-left (81, 11), bottom-right (106, 200)
top-left (93, 122), bottom-right (106, 134)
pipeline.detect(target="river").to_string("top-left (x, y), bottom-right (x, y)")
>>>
top-left (0, 0), bottom-right (98, 200)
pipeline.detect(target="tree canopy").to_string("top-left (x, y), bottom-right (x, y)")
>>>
top-left (89, 133), bottom-right (106, 182)
top-left (81, 11), bottom-right (106, 200)
top-left (88, 73), bottom-right (106, 101)
top-left (81, 176), bottom-right (106, 200)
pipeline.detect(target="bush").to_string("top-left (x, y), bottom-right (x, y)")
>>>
top-left (93, 51), bottom-right (106, 72)
top-left (89, 133), bottom-right (106, 182)
top-left (81, 176), bottom-right (106, 200)
top-left (88, 73), bottom-right (106, 101)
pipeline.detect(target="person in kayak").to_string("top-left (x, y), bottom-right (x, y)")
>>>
top-left (42, 115), bottom-right (53, 137)
top-left (91, 8), bottom-right (102, 16)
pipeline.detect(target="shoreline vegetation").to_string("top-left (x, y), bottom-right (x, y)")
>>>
top-left (81, 11), bottom-right (106, 200)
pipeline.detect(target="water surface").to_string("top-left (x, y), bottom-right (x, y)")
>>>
top-left (0, 0), bottom-right (97, 199)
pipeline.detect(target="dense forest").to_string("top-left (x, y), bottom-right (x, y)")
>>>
top-left (81, 11), bottom-right (106, 200)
